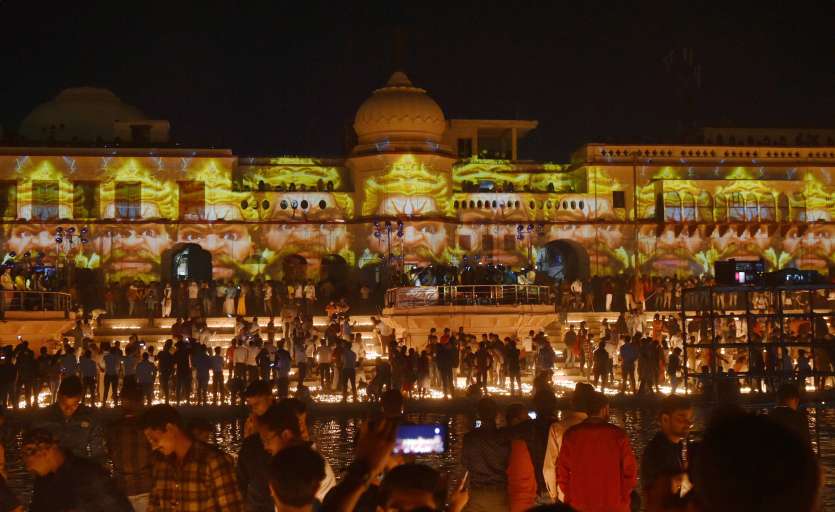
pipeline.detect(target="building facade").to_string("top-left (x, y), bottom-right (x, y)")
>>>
top-left (1, 73), bottom-right (834, 286)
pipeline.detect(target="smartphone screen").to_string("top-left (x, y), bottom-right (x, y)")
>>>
top-left (528, 411), bottom-right (537, 420)
top-left (393, 424), bottom-right (448, 454)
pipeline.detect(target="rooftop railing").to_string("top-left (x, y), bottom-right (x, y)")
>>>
top-left (385, 285), bottom-right (553, 308)
top-left (0, 290), bottom-right (72, 317)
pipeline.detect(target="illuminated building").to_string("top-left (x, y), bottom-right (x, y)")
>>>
top-left (1, 74), bottom-right (834, 286)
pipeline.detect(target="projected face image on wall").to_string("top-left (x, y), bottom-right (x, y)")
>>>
top-left (362, 155), bottom-right (450, 217)
top-left (366, 221), bottom-right (449, 266)
top-left (175, 224), bottom-right (254, 281)
top-left (263, 223), bottom-right (353, 280)
top-left (98, 224), bottom-right (173, 283)
top-left (782, 224), bottom-right (835, 272)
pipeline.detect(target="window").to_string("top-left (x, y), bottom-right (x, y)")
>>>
top-left (73, 181), bottom-right (99, 219)
top-left (777, 193), bottom-right (790, 221)
top-left (458, 234), bottom-right (472, 251)
top-left (0, 182), bottom-right (17, 219)
top-left (115, 182), bottom-right (141, 219)
top-left (744, 193), bottom-right (758, 221)
top-left (178, 181), bottom-right (205, 220)
top-left (790, 192), bottom-right (806, 222)
top-left (503, 234), bottom-right (516, 251)
top-left (681, 193), bottom-right (696, 221)
top-left (728, 192), bottom-right (745, 221)
top-left (612, 190), bottom-right (626, 208)
top-left (758, 193), bottom-right (776, 221)
top-left (457, 138), bottom-right (473, 158)
top-left (663, 191), bottom-right (681, 221)
top-left (482, 234), bottom-right (494, 252)
top-left (696, 191), bottom-right (713, 222)
top-left (32, 180), bottom-right (59, 220)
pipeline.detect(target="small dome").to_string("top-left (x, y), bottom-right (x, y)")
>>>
top-left (353, 72), bottom-right (446, 145)
top-left (20, 87), bottom-right (147, 143)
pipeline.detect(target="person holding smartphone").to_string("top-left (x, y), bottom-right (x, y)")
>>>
top-left (461, 398), bottom-right (509, 511)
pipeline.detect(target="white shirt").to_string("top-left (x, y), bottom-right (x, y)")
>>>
top-left (543, 411), bottom-right (588, 501)
top-left (523, 336), bottom-right (534, 352)
top-left (245, 345), bottom-right (260, 366)
top-left (233, 346), bottom-right (249, 364)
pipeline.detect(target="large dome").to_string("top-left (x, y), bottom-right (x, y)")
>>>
top-left (20, 87), bottom-right (147, 143)
top-left (353, 71), bottom-right (446, 145)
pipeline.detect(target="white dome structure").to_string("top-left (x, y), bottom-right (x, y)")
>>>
top-left (20, 87), bottom-right (148, 143)
top-left (353, 71), bottom-right (446, 146)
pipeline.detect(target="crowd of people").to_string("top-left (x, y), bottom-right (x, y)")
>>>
top-left (104, 278), bottom-right (329, 319)
top-left (0, 374), bottom-right (821, 512)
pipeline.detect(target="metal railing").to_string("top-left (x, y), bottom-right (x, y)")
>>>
top-left (0, 290), bottom-right (72, 316)
top-left (385, 285), bottom-right (553, 308)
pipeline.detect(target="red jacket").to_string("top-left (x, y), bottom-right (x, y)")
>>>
top-left (556, 418), bottom-right (637, 512)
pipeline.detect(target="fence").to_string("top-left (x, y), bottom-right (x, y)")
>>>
top-left (385, 285), bottom-right (553, 308)
top-left (0, 290), bottom-right (72, 316)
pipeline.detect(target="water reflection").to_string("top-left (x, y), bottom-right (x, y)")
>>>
top-left (4, 406), bottom-right (834, 509)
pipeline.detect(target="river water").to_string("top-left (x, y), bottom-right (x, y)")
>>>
top-left (4, 405), bottom-right (834, 509)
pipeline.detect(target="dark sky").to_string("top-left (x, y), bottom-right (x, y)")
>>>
top-left (1, 1), bottom-right (832, 161)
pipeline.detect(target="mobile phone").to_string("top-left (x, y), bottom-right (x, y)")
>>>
top-left (474, 419), bottom-right (482, 428)
top-left (528, 411), bottom-right (537, 420)
top-left (393, 424), bottom-right (448, 455)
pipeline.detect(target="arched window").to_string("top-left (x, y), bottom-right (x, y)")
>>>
top-left (790, 192), bottom-right (807, 222)
top-left (664, 191), bottom-right (682, 221)
top-left (714, 193), bottom-right (728, 222)
top-left (681, 192), bottom-right (696, 221)
top-left (758, 193), bottom-right (776, 221)
top-left (696, 191), bottom-right (713, 222)
top-left (744, 193), bottom-right (758, 221)
top-left (728, 192), bottom-right (745, 221)
top-left (777, 193), bottom-right (790, 221)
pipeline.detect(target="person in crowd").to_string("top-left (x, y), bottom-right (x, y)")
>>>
top-left (275, 340), bottom-right (292, 399)
top-left (283, 398), bottom-right (337, 501)
top-left (505, 339), bottom-right (522, 395)
top-left (461, 397), bottom-right (509, 511)
top-left (78, 348), bottom-right (98, 405)
top-left (106, 384), bottom-right (155, 512)
top-left (543, 382), bottom-right (594, 502)
top-left (174, 340), bottom-right (192, 404)
top-left (682, 409), bottom-right (820, 512)
top-left (619, 335), bottom-right (638, 395)
top-left (238, 380), bottom-right (277, 512)
top-left (505, 403), bottom-right (537, 512)
top-left (35, 375), bottom-right (106, 461)
top-left (140, 404), bottom-right (244, 511)
top-left (316, 339), bottom-right (332, 391)
top-left (640, 395), bottom-right (693, 507)
top-left (557, 391), bottom-right (637, 512)
top-left (22, 428), bottom-right (132, 512)
top-left (592, 339), bottom-right (610, 392)
top-left (135, 351), bottom-right (157, 406)
top-left (211, 346), bottom-right (225, 404)
top-left (323, 417), bottom-right (469, 512)
top-left (768, 381), bottom-right (810, 445)
top-left (506, 389), bottom-right (558, 506)
top-left (102, 343), bottom-right (122, 406)
top-left (267, 444), bottom-right (325, 512)
top-left (341, 340), bottom-right (359, 403)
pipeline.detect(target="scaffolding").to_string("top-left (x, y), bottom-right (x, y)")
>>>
top-left (680, 283), bottom-right (835, 399)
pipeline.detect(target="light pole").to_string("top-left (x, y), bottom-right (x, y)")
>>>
top-left (516, 223), bottom-right (544, 268)
top-left (54, 226), bottom-right (89, 286)
top-left (374, 219), bottom-right (404, 284)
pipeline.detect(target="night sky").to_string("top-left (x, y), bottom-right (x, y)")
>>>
top-left (0, 1), bottom-right (832, 161)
